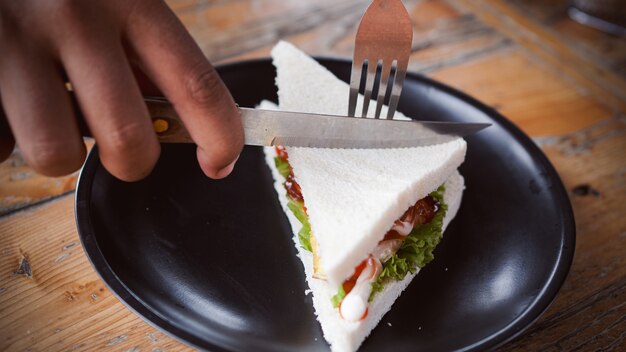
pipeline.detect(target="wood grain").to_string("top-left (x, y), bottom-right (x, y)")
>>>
top-left (454, 0), bottom-right (626, 112)
top-left (506, 0), bottom-right (626, 78)
top-left (430, 48), bottom-right (614, 135)
top-left (0, 196), bottom-right (188, 352)
top-left (1, 0), bottom-right (625, 351)
top-left (0, 140), bottom-right (93, 217)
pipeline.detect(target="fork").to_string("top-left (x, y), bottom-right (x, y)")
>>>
top-left (348, 0), bottom-right (413, 119)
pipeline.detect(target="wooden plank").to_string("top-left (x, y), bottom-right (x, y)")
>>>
top-left (196, 0), bottom-right (370, 62)
top-left (505, 0), bottom-right (626, 78)
top-left (453, 0), bottom-right (626, 113)
top-left (408, 14), bottom-right (512, 72)
top-left (430, 48), bottom-right (614, 135)
top-left (0, 140), bottom-right (93, 217)
top-left (0, 196), bottom-right (191, 352)
top-left (220, 0), bottom-right (514, 75)
top-left (0, 149), bottom-right (77, 216)
top-left (503, 279), bottom-right (626, 351)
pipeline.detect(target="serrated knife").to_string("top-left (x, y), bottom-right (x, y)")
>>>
top-left (145, 97), bottom-right (489, 149)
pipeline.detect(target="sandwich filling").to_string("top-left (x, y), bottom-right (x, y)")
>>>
top-left (274, 146), bottom-right (447, 322)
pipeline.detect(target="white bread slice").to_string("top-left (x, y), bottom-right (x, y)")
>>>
top-left (260, 41), bottom-right (466, 351)
top-left (270, 41), bottom-right (467, 286)
top-left (265, 140), bottom-right (464, 352)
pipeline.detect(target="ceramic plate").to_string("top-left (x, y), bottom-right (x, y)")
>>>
top-left (76, 58), bottom-right (575, 352)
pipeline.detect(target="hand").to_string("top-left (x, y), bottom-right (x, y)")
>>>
top-left (0, 0), bottom-right (244, 181)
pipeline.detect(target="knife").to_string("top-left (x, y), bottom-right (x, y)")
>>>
top-left (144, 97), bottom-right (489, 149)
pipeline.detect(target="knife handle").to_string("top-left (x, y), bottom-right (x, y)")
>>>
top-left (73, 96), bottom-right (193, 143)
top-left (144, 98), bottom-right (194, 143)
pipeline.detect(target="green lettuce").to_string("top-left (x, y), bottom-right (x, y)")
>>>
top-left (274, 156), bottom-right (291, 179)
top-left (331, 285), bottom-right (346, 308)
top-left (369, 184), bottom-right (447, 299)
top-left (287, 199), bottom-right (313, 252)
top-left (275, 156), bottom-right (312, 252)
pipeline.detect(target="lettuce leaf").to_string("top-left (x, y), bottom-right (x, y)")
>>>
top-left (331, 285), bottom-right (346, 308)
top-left (274, 156), bottom-right (291, 179)
top-left (275, 156), bottom-right (313, 252)
top-left (287, 199), bottom-right (313, 252)
top-left (369, 185), bottom-right (447, 300)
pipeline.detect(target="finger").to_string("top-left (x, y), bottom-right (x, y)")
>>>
top-left (132, 65), bottom-right (162, 97)
top-left (0, 46), bottom-right (85, 176)
top-left (123, 1), bottom-right (243, 179)
top-left (59, 28), bottom-right (160, 182)
top-left (0, 98), bottom-right (16, 162)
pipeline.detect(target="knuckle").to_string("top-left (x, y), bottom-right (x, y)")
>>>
top-left (25, 141), bottom-right (82, 176)
top-left (0, 0), bottom-right (91, 45)
top-left (183, 65), bottom-right (226, 106)
top-left (102, 121), bottom-right (149, 155)
top-left (99, 122), bottom-right (159, 181)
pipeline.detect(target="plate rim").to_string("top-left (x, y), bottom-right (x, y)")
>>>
top-left (75, 57), bottom-right (576, 352)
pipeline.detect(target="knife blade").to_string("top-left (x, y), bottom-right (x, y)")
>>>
top-left (145, 97), bottom-right (489, 149)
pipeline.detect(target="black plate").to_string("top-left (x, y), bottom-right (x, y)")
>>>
top-left (76, 58), bottom-right (575, 352)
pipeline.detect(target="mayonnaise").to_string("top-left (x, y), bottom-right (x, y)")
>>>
top-left (339, 256), bottom-right (382, 322)
top-left (337, 197), bottom-right (437, 321)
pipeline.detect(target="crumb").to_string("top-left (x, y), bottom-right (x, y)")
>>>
top-left (54, 253), bottom-right (70, 263)
top-left (387, 322), bottom-right (392, 327)
top-left (107, 335), bottom-right (128, 346)
top-left (444, 267), bottom-right (448, 271)
top-left (63, 242), bottom-right (77, 250)
top-left (14, 255), bottom-right (32, 278)
top-left (146, 332), bottom-right (159, 343)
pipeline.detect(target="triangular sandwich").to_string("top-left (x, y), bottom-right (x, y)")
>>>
top-left (263, 41), bottom-right (466, 352)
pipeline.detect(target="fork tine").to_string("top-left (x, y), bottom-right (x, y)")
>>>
top-left (386, 59), bottom-right (409, 119)
top-left (348, 58), bottom-right (364, 117)
top-left (350, 0), bottom-right (413, 119)
top-left (361, 59), bottom-right (379, 117)
top-left (374, 59), bottom-right (393, 119)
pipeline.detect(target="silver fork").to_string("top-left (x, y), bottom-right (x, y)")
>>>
top-left (348, 0), bottom-right (413, 119)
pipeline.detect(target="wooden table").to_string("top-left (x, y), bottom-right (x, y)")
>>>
top-left (1, 1), bottom-right (624, 351)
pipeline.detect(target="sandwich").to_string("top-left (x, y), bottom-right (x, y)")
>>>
top-left (262, 41), bottom-right (467, 352)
